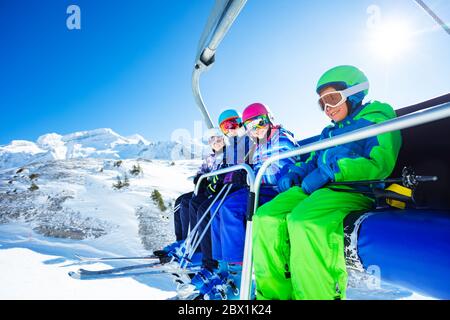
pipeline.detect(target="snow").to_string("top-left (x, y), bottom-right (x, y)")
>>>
top-left (3, 140), bottom-right (46, 154)
top-left (37, 133), bottom-right (67, 160)
top-left (126, 134), bottom-right (151, 145)
top-left (0, 247), bottom-right (173, 300)
top-left (0, 157), bottom-right (199, 300)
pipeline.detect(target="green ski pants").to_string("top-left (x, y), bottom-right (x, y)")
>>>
top-left (253, 186), bottom-right (373, 300)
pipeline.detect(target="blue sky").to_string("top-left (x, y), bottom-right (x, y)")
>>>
top-left (1, 0), bottom-right (449, 145)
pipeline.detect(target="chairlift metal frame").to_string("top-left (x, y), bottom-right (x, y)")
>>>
top-left (192, 0), bottom-right (247, 129)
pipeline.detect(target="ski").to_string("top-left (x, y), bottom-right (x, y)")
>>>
top-left (70, 260), bottom-right (201, 277)
top-left (76, 261), bottom-right (164, 276)
top-left (75, 254), bottom-right (161, 262)
top-left (69, 266), bottom-right (200, 280)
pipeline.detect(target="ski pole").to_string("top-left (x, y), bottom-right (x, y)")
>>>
top-left (175, 185), bottom-right (228, 264)
top-left (179, 184), bottom-right (233, 268)
top-left (172, 203), bottom-right (181, 212)
top-left (162, 204), bottom-right (181, 221)
top-left (329, 175), bottom-right (437, 187)
top-left (327, 187), bottom-right (413, 203)
top-left (185, 184), bottom-right (234, 265)
top-left (184, 186), bottom-right (228, 253)
top-left (329, 167), bottom-right (437, 189)
top-left (183, 187), bottom-right (226, 251)
top-left (186, 231), bottom-right (200, 261)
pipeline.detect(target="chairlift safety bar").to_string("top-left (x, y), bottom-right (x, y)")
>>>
top-left (194, 163), bottom-right (255, 196)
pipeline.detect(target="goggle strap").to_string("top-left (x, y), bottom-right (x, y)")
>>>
top-left (341, 82), bottom-right (369, 98)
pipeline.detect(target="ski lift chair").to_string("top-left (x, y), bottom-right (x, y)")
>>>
top-left (342, 93), bottom-right (450, 299)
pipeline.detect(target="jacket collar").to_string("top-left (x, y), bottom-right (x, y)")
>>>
top-left (331, 102), bottom-right (367, 126)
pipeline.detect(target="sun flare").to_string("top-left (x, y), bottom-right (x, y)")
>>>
top-left (369, 21), bottom-right (413, 61)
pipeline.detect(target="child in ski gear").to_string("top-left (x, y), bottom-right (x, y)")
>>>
top-left (198, 103), bottom-right (299, 299)
top-left (153, 128), bottom-right (226, 260)
top-left (220, 109), bottom-right (253, 164)
top-left (187, 110), bottom-right (253, 289)
top-left (253, 65), bottom-right (402, 300)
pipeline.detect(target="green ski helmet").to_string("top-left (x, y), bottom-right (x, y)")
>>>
top-left (316, 65), bottom-right (369, 110)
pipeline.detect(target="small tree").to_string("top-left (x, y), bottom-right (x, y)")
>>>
top-left (113, 174), bottom-right (130, 189)
top-left (123, 174), bottom-right (130, 187)
top-left (29, 182), bottom-right (39, 191)
top-left (129, 163), bottom-right (143, 176)
top-left (29, 173), bottom-right (39, 180)
top-left (112, 176), bottom-right (123, 189)
top-left (151, 189), bottom-right (167, 212)
top-left (113, 160), bottom-right (122, 168)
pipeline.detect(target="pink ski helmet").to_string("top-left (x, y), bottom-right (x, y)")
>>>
top-left (242, 103), bottom-right (270, 123)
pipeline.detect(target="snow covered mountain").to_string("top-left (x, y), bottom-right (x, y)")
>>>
top-left (0, 128), bottom-right (200, 171)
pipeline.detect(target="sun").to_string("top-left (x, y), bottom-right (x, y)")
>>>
top-left (369, 21), bottom-right (413, 61)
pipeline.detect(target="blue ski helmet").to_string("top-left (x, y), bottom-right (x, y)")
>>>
top-left (218, 109), bottom-right (242, 126)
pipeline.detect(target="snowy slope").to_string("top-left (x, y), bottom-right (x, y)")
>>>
top-left (0, 247), bottom-right (174, 300)
top-left (0, 158), bottom-right (200, 299)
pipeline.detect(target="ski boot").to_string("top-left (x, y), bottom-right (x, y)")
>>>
top-left (200, 262), bottom-right (241, 300)
top-left (203, 275), bottom-right (241, 300)
top-left (203, 282), bottom-right (228, 300)
top-left (202, 269), bottom-right (240, 300)
top-left (175, 267), bottom-right (224, 299)
top-left (190, 268), bottom-right (219, 291)
top-left (226, 263), bottom-right (242, 299)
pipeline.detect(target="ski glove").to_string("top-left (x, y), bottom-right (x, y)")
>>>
top-left (206, 178), bottom-right (224, 196)
top-left (280, 163), bottom-right (306, 178)
top-left (223, 171), bottom-right (247, 186)
top-left (301, 168), bottom-right (331, 195)
top-left (194, 174), bottom-right (210, 195)
top-left (206, 183), bottom-right (217, 196)
top-left (277, 172), bottom-right (302, 193)
top-left (193, 174), bottom-right (201, 185)
top-left (223, 172), bottom-right (233, 184)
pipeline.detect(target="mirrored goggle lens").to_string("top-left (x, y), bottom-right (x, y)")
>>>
top-left (318, 92), bottom-right (344, 110)
top-left (220, 119), bottom-right (240, 131)
top-left (208, 136), bottom-right (223, 144)
top-left (244, 115), bottom-right (270, 130)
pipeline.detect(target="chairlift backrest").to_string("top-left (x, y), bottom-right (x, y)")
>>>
top-left (392, 93), bottom-right (450, 209)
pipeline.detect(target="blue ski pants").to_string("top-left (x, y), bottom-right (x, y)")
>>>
top-left (211, 187), bottom-right (278, 262)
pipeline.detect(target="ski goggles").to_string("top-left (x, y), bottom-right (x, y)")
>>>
top-left (318, 82), bottom-right (369, 111)
top-left (243, 114), bottom-right (271, 131)
top-left (219, 118), bottom-right (240, 134)
top-left (208, 136), bottom-right (224, 144)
